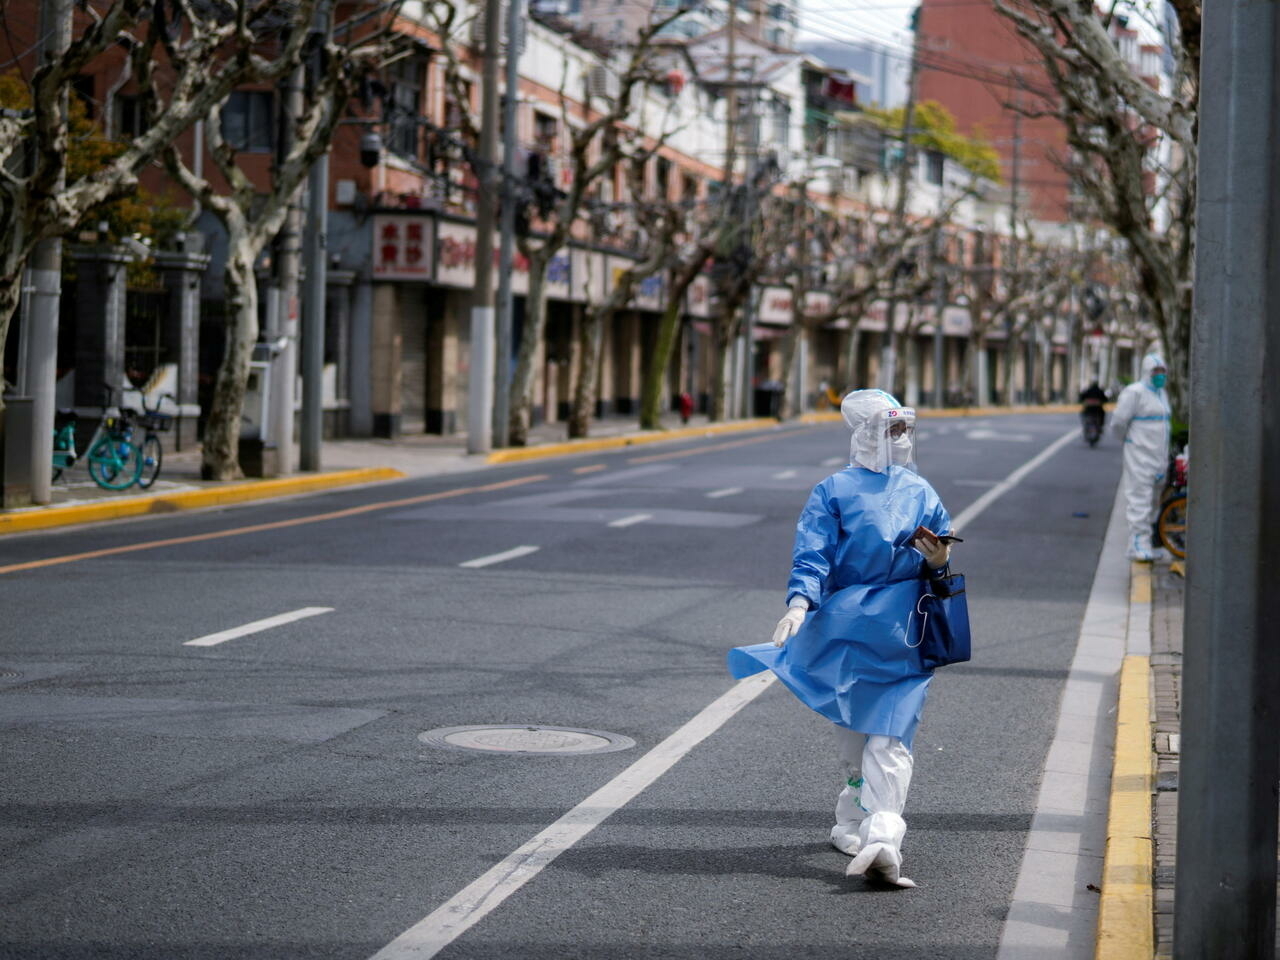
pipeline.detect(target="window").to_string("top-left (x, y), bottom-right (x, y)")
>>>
top-left (389, 58), bottom-right (426, 160)
top-left (926, 150), bottom-right (944, 185)
top-left (115, 94), bottom-right (144, 138)
top-left (221, 90), bottom-right (273, 153)
top-left (72, 74), bottom-right (96, 119)
top-left (534, 111), bottom-right (558, 150)
top-left (655, 157), bottom-right (671, 200)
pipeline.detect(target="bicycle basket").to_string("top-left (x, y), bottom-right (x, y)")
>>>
top-left (138, 412), bottom-right (174, 432)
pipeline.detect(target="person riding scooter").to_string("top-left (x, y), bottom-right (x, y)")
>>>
top-left (1078, 381), bottom-right (1108, 445)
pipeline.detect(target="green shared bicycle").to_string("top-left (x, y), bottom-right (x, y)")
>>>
top-left (53, 388), bottom-right (173, 491)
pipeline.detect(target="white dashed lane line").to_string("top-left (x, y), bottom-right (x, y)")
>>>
top-left (184, 607), bottom-right (334, 648)
top-left (705, 487), bottom-right (743, 499)
top-left (608, 513), bottom-right (653, 528)
top-left (773, 469), bottom-right (797, 479)
top-left (458, 545), bottom-right (541, 569)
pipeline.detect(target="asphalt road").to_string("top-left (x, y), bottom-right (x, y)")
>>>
top-left (0, 413), bottom-right (1123, 960)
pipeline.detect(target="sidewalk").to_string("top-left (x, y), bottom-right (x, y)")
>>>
top-left (1149, 563), bottom-right (1183, 960)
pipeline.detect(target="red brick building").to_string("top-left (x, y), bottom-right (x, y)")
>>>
top-left (913, 0), bottom-right (1071, 224)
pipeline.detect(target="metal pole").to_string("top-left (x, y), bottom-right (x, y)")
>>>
top-left (932, 267), bottom-right (946, 408)
top-left (272, 57), bottom-right (306, 474)
top-left (493, 0), bottom-right (522, 448)
top-left (1173, 0), bottom-right (1280, 952)
top-left (22, 0), bottom-right (72, 505)
top-left (468, 0), bottom-right (502, 455)
top-left (300, 4), bottom-right (331, 472)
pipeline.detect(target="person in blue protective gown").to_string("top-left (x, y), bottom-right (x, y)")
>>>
top-left (727, 389), bottom-right (955, 888)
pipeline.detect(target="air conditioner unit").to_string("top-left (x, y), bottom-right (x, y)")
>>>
top-left (586, 64), bottom-right (614, 99)
top-left (469, 5), bottom-right (527, 53)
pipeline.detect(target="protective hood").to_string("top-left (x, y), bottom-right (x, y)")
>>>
top-left (840, 388), bottom-right (916, 473)
top-left (1141, 353), bottom-right (1167, 387)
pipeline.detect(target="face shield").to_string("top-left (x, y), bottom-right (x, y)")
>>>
top-left (842, 389), bottom-right (917, 473)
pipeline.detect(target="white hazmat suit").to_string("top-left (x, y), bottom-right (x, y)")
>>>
top-left (1111, 354), bottom-right (1171, 561)
top-left (759, 390), bottom-right (950, 887)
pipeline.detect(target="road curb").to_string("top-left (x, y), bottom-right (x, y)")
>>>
top-left (484, 418), bottom-right (782, 464)
top-left (0, 467), bottom-right (406, 536)
top-left (799, 403), bottom-right (1087, 424)
top-left (1096, 644), bottom-right (1155, 960)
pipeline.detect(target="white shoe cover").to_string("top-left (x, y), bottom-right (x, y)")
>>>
top-left (830, 823), bottom-right (862, 856)
top-left (845, 812), bottom-right (915, 888)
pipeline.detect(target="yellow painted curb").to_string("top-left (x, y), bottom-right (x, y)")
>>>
top-left (1096, 654), bottom-right (1154, 960)
top-left (485, 418), bottom-right (781, 464)
top-left (800, 403), bottom-right (1085, 424)
top-left (1130, 561), bottom-right (1153, 605)
top-left (0, 467), bottom-right (406, 536)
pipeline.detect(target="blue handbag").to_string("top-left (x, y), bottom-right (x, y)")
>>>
top-left (908, 570), bottom-right (971, 669)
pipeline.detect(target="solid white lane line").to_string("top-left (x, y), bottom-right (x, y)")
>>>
top-left (951, 429), bottom-right (1078, 533)
top-left (458, 545), bottom-right (541, 569)
top-left (705, 487), bottom-right (743, 499)
top-left (367, 672), bottom-right (777, 960)
top-left (608, 513), bottom-right (652, 528)
top-left (773, 469), bottom-right (797, 479)
top-left (184, 607), bottom-right (334, 648)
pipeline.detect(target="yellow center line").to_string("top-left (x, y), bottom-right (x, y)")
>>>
top-left (0, 473), bottom-right (549, 576)
top-left (627, 427), bottom-right (817, 464)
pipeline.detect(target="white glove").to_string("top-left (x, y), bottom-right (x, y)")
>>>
top-left (913, 531), bottom-right (951, 570)
top-left (772, 598), bottom-right (810, 647)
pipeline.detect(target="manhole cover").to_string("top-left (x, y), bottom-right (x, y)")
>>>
top-left (419, 724), bottom-right (636, 755)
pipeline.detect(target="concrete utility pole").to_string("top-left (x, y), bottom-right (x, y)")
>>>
top-left (467, 0), bottom-right (502, 455)
top-left (493, 0), bottom-right (522, 448)
top-left (300, 3), bottom-right (331, 472)
top-left (272, 58), bottom-right (306, 475)
top-left (880, 22), bottom-right (920, 398)
top-left (1173, 0), bottom-right (1280, 953)
top-left (21, 0), bottom-right (73, 505)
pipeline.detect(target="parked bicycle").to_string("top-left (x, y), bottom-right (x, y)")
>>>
top-left (52, 387), bottom-right (174, 491)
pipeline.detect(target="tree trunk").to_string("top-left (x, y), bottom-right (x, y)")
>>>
top-left (508, 254), bottom-right (551, 446)
top-left (1000, 325), bottom-right (1020, 406)
top-left (569, 303), bottom-right (604, 439)
top-left (202, 244), bottom-right (259, 480)
top-left (969, 330), bottom-right (987, 408)
top-left (0, 270), bottom-right (22, 418)
top-left (710, 320), bottom-right (734, 422)
top-left (639, 266), bottom-right (699, 430)
top-left (842, 326), bottom-right (863, 391)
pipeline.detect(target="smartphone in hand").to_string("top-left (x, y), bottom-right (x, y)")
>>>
top-left (913, 525), bottom-right (964, 546)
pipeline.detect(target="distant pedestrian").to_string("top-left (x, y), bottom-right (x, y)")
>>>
top-left (728, 389), bottom-right (956, 887)
top-left (1112, 354), bottom-right (1171, 561)
top-left (678, 391), bottom-right (694, 425)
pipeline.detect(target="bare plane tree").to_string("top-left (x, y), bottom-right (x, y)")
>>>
top-left (163, 8), bottom-right (399, 479)
top-left (993, 0), bottom-right (1198, 417)
top-left (0, 0), bottom-right (327, 417)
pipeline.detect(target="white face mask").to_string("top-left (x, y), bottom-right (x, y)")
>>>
top-left (890, 434), bottom-right (913, 465)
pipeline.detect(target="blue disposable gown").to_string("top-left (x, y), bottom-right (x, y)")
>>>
top-left (728, 465), bottom-right (952, 749)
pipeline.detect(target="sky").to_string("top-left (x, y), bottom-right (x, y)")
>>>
top-left (797, 0), bottom-right (915, 52)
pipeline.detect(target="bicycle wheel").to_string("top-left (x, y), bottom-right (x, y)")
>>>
top-left (138, 434), bottom-right (163, 489)
top-left (88, 436), bottom-right (143, 490)
top-left (1157, 494), bottom-right (1188, 560)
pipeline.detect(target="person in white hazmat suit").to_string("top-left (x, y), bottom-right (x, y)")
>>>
top-left (1111, 354), bottom-right (1172, 561)
top-left (728, 389), bottom-right (954, 887)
